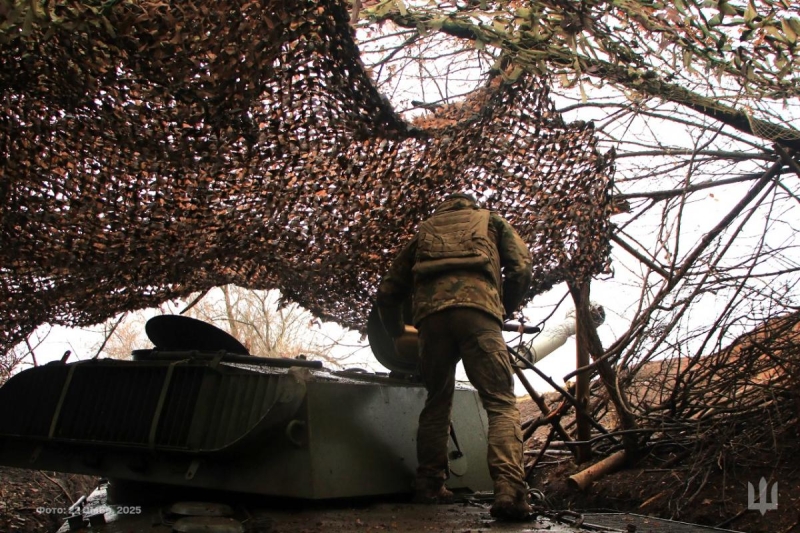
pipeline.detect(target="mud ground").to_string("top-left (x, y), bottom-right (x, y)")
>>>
top-left (518, 398), bottom-right (800, 533)
top-left (3, 461), bottom-right (797, 533)
top-left (0, 469), bottom-right (605, 533)
top-left (0, 466), bottom-right (96, 533)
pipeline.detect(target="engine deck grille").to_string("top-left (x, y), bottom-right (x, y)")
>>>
top-left (0, 358), bottom-right (304, 453)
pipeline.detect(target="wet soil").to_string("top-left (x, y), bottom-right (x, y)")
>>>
top-left (2, 460), bottom-right (797, 533)
top-left (518, 397), bottom-right (800, 533)
top-left (528, 459), bottom-right (800, 533)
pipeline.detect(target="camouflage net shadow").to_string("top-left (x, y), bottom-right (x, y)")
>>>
top-left (0, 0), bottom-right (613, 355)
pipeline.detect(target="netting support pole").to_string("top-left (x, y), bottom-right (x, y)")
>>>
top-left (569, 279), bottom-right (642, 464)
top-left (570, 280), bottom-right (593, 464)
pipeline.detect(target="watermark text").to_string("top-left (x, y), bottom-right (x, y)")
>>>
top-left (35, 505), bottom-right (142, 515)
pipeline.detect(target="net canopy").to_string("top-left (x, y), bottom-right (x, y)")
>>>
top-left (0, 0), bottom-right (614, 354)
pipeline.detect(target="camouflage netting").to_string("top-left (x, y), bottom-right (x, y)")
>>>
top-left (0, 0), bottom-right (614, 355)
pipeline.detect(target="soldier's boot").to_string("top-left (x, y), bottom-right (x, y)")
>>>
top-left (412, 477), bottom-right (455, 504)
top-left (490, 484), bottom-right (532, 521)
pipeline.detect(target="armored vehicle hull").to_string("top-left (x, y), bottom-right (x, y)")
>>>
top-left (0, 355), bottom-right (492, 499)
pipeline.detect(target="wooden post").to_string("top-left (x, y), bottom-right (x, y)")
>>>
top-left (569, 280), bottom-right (641, 461)
top-left (572, 281), bottom-right (593, 463)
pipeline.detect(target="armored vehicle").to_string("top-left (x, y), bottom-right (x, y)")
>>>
top-left (0, 314), bottom-right (741, 532)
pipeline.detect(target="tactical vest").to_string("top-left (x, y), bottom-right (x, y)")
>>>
top-left (412, 208), bottom-right (500, 285)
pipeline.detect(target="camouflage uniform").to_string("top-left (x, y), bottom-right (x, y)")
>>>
top-left (377, 195), bottom-right (532, 504)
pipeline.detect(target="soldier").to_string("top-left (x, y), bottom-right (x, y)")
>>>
top-left (376, 193), bottom-right (533, 521)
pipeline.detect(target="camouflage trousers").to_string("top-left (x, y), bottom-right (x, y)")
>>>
top-left (415, 307), bottom-right (526, 497)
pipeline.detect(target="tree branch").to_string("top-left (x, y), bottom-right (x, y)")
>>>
top-left (615, 171), bottom-right (769, 201)
top-left (377, 10), bottom-right (800, 151)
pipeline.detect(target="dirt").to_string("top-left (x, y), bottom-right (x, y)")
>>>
top-left (2, 459), bottom-right (798, 533)
top-left (0, 466), bottom-right (97, 533)
top-left (0, 473), bottom-right (609, 533)
top-left (518, 391), bottom-right (800, 533)
top-left (528, 458), bottom-right (800, 533)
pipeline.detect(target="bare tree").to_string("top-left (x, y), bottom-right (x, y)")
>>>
top-left (0, 327), bottom-right (54, 385)
top-left (99, 313), bottom-right (144, 361)
top-left (184, 286), bottom-right (347, 366)
top-left (97, 287), bottom-right (349, 368)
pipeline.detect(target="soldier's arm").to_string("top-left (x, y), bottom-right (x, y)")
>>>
top-left (494, 216), bottom-right (533, 315)
top-left (376, 238), bottom-right (416, 337)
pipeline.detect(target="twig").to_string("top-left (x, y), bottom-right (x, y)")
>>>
top-left (36, 471), bottom-right (74, 504)
top-left (24, 337), bottom-right (38, 367)
top-left (512, 364), bottom-right (577, 457)
top-left (179, 289), bottom-right (209, 314)
top-left (526, 426), bottom-right (556, 480)
top-left (610, 232), bottom-right (671, 279)
top-left (614, 170), bottom-right (766, 201)
top-left (92, 313), bottom-right (127, 359)
top-left (714, 508), bottom-right (748, 529)
top-left (780, 515), bottom-right (800, 533)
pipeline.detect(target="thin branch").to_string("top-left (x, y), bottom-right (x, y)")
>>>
top-left (607, 158), bottom-right (786, 360)
top-left (614, 149), bottom-right (774, 161)
top-left (92, 313), bottom-right (127, 360)
top-left (380, 10), bottom-right (800, 150)
top-left (776, 146), bottom-right (800, 180)
top-left (615, 164), bottom-right (771, 201)
top-left (36, 471), bottom-right (74, 504)
top-left (610, 233), bottom-right (671, 280)
top-left (180, 289), bottom-right (210, 315)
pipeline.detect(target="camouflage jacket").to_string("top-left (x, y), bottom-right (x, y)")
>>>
top-left (376, 197), bottom-right (533, 336)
